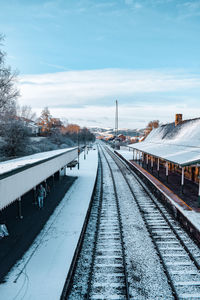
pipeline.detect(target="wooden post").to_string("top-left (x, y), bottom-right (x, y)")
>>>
top-left (198, 167), bottom-right (200, 207)
top-left (181, 167), bottom-right (184, 194)
top-left (157, 158), bottom-right (160, 178)
top-left (166, 162), bottom-right (169, 183)
top-left (146, 155), bottom-right (148, 168)
top-left (151, 157), bottom-right (153, 173)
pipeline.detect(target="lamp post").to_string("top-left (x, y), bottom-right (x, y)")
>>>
top-left (84, 135), bottom-right (86, 160)
top-left (77, 130), bottom-right (80, 169)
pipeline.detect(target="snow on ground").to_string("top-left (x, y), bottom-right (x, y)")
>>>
top-left (105, 151), bottom-right (173, 299)
top-left (0, 147), bottom-right (76, 175)
top-left (0, 148), bottom-right (98, 300)
top-left (116, 148), bottom-right (200, 232)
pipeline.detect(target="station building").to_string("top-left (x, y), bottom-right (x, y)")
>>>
top-left (128, 114), bottom-right (200, 202)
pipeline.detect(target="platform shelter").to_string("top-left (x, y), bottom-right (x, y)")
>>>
top-left (0, 147), bottom-right (78, 216)
top-left (128, 115), bottom-right (200, 205)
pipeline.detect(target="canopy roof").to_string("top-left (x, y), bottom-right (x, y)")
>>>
top-left (0, 147), bottom-right (75, 178)
top-left (129, 118), bottom-right (200, 167)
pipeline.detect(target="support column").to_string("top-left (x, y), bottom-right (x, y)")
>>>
top-left (139, 151), bottom-right (141, 165)
top-left (18, 197), bottom-right (23, 219)
top-left (132, 149), bottom-right (134, 161)
top-left (157, 158), bottom-right (160, 178)
top-left (33, 186), bottom-right (37, 205)
top-left (166, 162), bottom-right (169, 183)
top-left (151, 157), bottom-right (153, 173)
top-left (146, 155), bottom-right (148, 168)
top-left (84, 146), bottom-right (86, 160)
top-left (52, 174), bottom-right (55, 187)
top-left (198, 167), bottom-right (200, 207)
top-left (181, 167), bottom-right (184, 194)
top-left (142, 152), bottom-right (144, 165)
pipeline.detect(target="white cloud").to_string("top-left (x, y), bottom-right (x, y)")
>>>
top-left (33, 104), bottom-right (200, 129)
top-left (18, 68), bottom-right (200, 128)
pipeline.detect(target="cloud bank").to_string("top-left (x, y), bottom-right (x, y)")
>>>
top-left (19, 68), bottom-right (200, 128)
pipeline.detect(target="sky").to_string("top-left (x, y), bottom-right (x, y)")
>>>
top-left (1, 0), bottom-right (200, 129)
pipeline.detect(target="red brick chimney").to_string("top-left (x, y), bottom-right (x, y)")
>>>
top-left (175, 114), bottom-right (182, 126)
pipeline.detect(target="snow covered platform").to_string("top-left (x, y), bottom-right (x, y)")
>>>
top-left (0, 149), bottom-right (98, 300)
top-left (115, 149), bottom-right (200, 243)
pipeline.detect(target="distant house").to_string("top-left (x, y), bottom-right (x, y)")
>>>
top-left (6, 116), bottom-right (40, 136)
top-left (26, 120), bottom-right (40, 136)
top-left (117, 134), bottom-right (126, 141)
top-left (19, 118), bottom-right (40, 136)
top-left (139, 136), bottom-right (145, 142)
top-left (129, 137), bottom-right (139, 144)
top-left (15, 116), bottom-right (40, 135)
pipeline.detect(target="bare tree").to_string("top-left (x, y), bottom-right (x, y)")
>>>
top-left (144, 120), bottom-right (159, 138)
top-left (37, 107), bottom-right (53, 135)
top-left (16, 104), bottom-right (36, 121)
top-left (0, 34), bottom-right (19, 119)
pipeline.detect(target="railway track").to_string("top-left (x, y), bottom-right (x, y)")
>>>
top-left (65, 148), bottom-right (130, 299)
top-left (103, 144), bottom-right (200, 300)
top-left (86, 146), bottom-right (130, 299)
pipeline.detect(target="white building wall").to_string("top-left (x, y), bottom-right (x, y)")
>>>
top-left (0, 148), bottom-right (77, 211)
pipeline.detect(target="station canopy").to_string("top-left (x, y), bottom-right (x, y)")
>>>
top-left (128, 118), bottom-right (200, 167)
top-left (0, 148), bottom-right (74, 178)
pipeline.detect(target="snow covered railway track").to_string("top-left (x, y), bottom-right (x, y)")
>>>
top-left (62, 149), bottom-right (130, 299)
top-left (103, 145), bottom-right (200, 300)
top-left (86, 147), bottom-right (130, 299)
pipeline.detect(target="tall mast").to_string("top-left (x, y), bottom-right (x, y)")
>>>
top-left (115, 100), bottom-right (118, 137)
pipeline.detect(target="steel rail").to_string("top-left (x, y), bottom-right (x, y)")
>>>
top-left (102, 145), bottom-right (196, 300)
top-left (99, 146), bottom-right (130, 300)
top-left (86, 149), bottom-right (104, 299)
top-left (60, 152), bottom-right (101, 300)
top-left (104, 144), bottom-right (200, 299)
top-left (105, 146), bottom-right (200, 272)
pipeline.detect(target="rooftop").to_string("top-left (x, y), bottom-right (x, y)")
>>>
top-left (129, 117), bottom-right (200, 167)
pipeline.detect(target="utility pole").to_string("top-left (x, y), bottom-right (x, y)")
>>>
top-left (115, 100), bottom-right (118, 137)
top-left (114, 100), bottom-right (119, 149)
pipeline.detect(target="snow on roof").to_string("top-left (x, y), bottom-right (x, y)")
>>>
top-left (0, 147), bottom-right (75, 176)
top-left (128, 118), bottom-right (200, 166)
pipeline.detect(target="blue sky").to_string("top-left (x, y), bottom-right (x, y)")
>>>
top-left (1, 0), bottom-right (200, 128)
